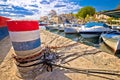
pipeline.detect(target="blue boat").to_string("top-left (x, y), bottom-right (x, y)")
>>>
top-left (0, 16), bottom-right (10, 40)
top-left (0, 27), bottom-right (9, 40)
top-left (100, 31), bottom-right (120, 55)
top-left (79, 22), bottom-right (112, 38)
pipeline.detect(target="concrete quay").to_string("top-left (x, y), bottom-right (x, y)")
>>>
top-left (0, 30), bottom-right (120, 80)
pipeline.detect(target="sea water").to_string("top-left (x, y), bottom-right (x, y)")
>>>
top-left (47, 29), bottom-right (100, 48)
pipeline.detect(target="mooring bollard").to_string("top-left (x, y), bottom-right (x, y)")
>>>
top-left (7, 20), bottom-right (42, 79)
top-left (7, 20), bottom-right (41, 57)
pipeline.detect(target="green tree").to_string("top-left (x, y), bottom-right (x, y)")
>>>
top-left (74, 14), bottom-right (79, 18)
top-left (77, 6), bottom-right (96, 19)
top-left (85, 14), bottom-right (90, 21)
top-left (106, 17), bottom-right (114, 24)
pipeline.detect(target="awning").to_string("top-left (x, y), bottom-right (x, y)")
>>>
top-left (100, 9), bottom-right (120, 18)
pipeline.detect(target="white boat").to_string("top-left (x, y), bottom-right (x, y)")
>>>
top-left (64, 24), bottom-right (81, 34)
top-left (79, 22), bottom-right (112, 38)
top-left (58, 24), bottom-right (64, 31)
top-left (111, 26), bottom-right (120, 31)
top-left (39, 22), bottom-right (47, 30)
top-left (47, 24), bottom-right (58, 30)
top-left (99, 31), bottom-right (120, 55)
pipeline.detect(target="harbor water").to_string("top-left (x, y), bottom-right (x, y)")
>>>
top-left (47, 29), bottom-right (120, 58)
top-left (47, 29), bottom-right (100, 48)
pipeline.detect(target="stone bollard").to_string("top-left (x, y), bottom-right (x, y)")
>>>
top-left (7, 20), bottom-right (42, 79)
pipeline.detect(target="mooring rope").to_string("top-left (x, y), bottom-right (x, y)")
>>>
top-left (16, 54), bottom-right (120, 77)
top-left (52, 64), bottom-right (120, 76)
top-left (13, 42), bottom-right (79, 63)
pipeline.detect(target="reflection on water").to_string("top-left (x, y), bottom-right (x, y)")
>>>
top-left (65, 33), bottom-right (79, 42)
top-left (48, 29), bottom-right (100, 48)
top-left (79, 36), bottom-right (99, 48)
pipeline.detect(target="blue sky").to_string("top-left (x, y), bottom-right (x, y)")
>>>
top-left (0, 0), bottom-right (120, 19)
top-left (72, 0), bottom-right (120, 11)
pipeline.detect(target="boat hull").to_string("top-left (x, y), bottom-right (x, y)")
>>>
top-left (48, 26), bottom-right (58, 30)
top-left (39, 26), bottom-right (46, 30)
top-left (64, 27), bottom-right (79, 34)
top-left (79, 31), bottom-right (102, 38)
top-left (47, 24), bottom-right (58, 30)
top-left (79, 24), bottom-right (111, 38)
top-left (100, 32), bottom-right (120, 55)
top-left (58, 26), bottom-right (64, 31)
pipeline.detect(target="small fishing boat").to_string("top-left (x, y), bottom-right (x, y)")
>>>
top-left (99, 31), bottom-right (120, 55)
top-left (79, 22), bottom-right (112, 38)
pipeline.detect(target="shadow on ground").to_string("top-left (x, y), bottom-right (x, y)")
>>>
top-left (0, 36), bottom-right (12, 64)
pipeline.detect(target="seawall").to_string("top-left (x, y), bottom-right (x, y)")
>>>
top-left (0, 30), bottom-right (120, 80)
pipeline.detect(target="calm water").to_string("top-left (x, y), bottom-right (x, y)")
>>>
top-left (47, 29), bottom-right (100, 48)
top-left (46, 27), bottom-right (120, 58)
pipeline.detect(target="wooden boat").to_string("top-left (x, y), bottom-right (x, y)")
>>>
top-left (99, 31), bottom-right (120, 55)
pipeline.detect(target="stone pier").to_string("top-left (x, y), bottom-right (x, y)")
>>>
top-left (0, 30), bottom-right (120, 80)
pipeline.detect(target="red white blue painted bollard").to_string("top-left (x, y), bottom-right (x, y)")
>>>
top-left (7, 20), bottom-right (41, 57)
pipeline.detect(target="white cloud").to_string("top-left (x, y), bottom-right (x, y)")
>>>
top-left (0, 0), bottom-right (82, 20)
